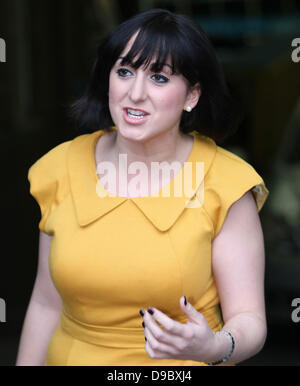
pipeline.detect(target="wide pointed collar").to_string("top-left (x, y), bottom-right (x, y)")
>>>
top-left (67, 128), bottom-right (217, 232)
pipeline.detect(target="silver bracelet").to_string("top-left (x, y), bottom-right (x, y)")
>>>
top-left (206, 330), bottom-right (235, 366)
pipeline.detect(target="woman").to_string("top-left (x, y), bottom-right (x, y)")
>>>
top-left (17, 9), bottom-right (269, 366)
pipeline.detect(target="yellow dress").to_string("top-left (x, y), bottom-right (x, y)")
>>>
top-left (27, 128), bottom-right (269, 366)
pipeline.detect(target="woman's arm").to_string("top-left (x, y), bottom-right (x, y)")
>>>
top-left (16, 231), bottom-right (62, 366)
top-left (133, 189), bottom-right (267, 365)
top-left (210, 190), bottom-right (267, 364)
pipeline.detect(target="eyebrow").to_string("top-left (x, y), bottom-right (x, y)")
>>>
top-left (118, 56), bottom-right (173, 72)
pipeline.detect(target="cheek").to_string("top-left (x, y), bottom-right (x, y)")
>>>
top-left (156, 87), bottom-right (187, 111)
top-left (108, 77), bottom-right (119, 102)
top-left (108, 74), bottom-right (126, 103)
top-left (108, 76), bottom-right (123, 123)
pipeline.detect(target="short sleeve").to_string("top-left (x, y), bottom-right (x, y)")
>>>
top-left (27, 141), bottom-right (71, 235)
top-left (204, 146), bottom-right (270, 239)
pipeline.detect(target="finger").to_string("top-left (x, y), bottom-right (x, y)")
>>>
top-left (144, 307), bottom-right (184, 337)
top-left (180, 296), bottom-right (207, 325)
top-left (145, 327), bottom-right (178, 358)
top-left (143, 312), bottom-right (188, 351)
top-left (145, 341), bottom-right (168, 360)
top-left (143, 310), bottom-right (178, 345)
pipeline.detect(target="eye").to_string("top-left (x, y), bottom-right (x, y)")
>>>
top-left (116, 68), bottom-right (132, 77)
top-left (151, 74), bottom-right (169, 84)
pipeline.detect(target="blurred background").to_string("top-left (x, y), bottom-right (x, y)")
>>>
top-left (0, 0), bottom-right (300, 366)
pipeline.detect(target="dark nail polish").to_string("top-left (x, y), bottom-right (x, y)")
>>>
top-left (140, 309), bottom-right (145, 317)
top-left (147, 308), bottom-right (154, 315)
top-left (142, 321), bottom-right (145, 328)
top-left (145, 337), bottom-right (147, 341)
top-left (184, 296), bottom-right (187, 306)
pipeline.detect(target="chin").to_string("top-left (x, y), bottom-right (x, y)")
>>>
top-left (117, 124), bottom-right (146, 141)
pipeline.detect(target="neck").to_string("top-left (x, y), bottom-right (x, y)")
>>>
top-left (111, 128), bottom-right (192, 168)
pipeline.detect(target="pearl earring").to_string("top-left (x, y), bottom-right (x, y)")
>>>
top-left (185, 106), bottom-right (192, 112)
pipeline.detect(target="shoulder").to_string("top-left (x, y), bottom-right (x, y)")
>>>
top-left (28, 131), bottom-right (93, 179)
top-left (200, 142), bottom-right (269, 239)
top-left (204, 143), bottom-right (268, 206)
top-left (27, 136), bottom-right (83, 234)
top-left (209, 145), bottom-right (262, 185)
top-left (27, 139), bottom-right (74, 213)
top-left (28, 139), bottom-right (72, 178)
top-left (193, 132), bottom-right (259, 181)
top-left (27, 136), bottom-right (81, 208)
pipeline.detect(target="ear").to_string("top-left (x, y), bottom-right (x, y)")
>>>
top-left (185, 83), bottom-right (201, 110)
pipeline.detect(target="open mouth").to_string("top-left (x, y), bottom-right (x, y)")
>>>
top-left (123, 108), bottom-right (150, 124)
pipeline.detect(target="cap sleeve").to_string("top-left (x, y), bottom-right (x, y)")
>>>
top-left (204, 146), bottom-right (269, 240)
top-left (27, 141), bottom-right (71, 235)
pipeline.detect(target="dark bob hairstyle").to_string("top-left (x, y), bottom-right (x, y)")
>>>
top-left (69, 8), bottom-right (242, 143)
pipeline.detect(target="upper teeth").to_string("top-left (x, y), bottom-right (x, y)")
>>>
top-left (128, 109), bottom-right (146, 116)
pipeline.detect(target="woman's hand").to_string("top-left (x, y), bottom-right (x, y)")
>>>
top-left (140, 296), bottom-right (217, 363)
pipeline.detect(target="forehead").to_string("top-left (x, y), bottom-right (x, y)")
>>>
top-left (123, 30), bottom-right (156, 57)
top-left (117, 31), bottom-right (175, 72)
top-left (121, 31), bottom-right (139, 55)
top-left (115, 56), bottom-right (173, 72)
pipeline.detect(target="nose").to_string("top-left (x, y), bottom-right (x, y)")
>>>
top-left (128, 72), bottom-right (147, 102)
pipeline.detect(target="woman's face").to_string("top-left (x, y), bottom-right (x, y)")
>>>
top-left (108, 34), bottom-right (200, 142)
